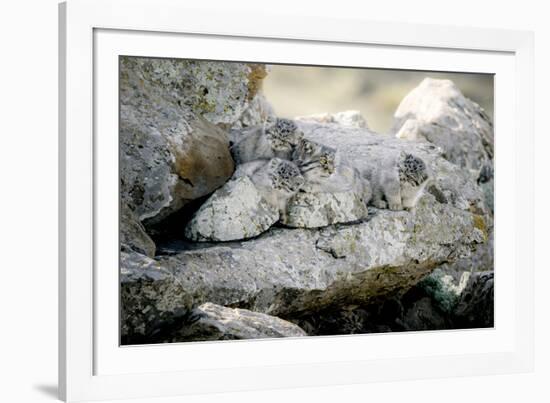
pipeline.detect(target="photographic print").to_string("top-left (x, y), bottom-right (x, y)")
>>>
top-left (119, 56), bottom-right (494, 345)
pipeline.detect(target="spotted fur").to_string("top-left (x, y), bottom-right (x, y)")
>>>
top-left (231, 118), bottom-right (303, 163)
top-left (366, 152), bottom-right (431, 211)
top-left (292, 138), bottom-right (337, 180)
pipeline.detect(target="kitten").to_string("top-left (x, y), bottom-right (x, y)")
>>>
top-left (230, 118), bottom-right (303, 164)
top-left (234, 158), bottom-right (305, 218)
top-left (292, 138), bottom-right (337, 185)
top-left (292, 138), bottom-right (371, 202)
top-left (366, 151), bottom-right (431, 211)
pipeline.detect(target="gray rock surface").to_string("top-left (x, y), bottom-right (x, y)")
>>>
top-left (120, 203), bottom-right (156, 257)
top-left (184, 176), bottom-right (280, 242)
top-left (421, 230), bottom-right (493, 306)
top-left (296, 110), bottom-right (369, 129)
top-left (400, 296), bottom-right (449, 331)
top-left (453, 271), bottom-right (494, 328)
top-left (392, 78), bottom-right (493, 175)
top-left (177, 302), bottom-right (307, 341)
top-left (232, 93), bottom-right (277, 130)
top-left (154, 195), bottom-right (484, 319)
top-left (122, 57), bottom-right (265, 128)
top-left (120, 57), bottom-right (271, 223)
top-left (282, 190), bottom-right (369, 228)
top-left (120, 251), bottom-right (193, 344)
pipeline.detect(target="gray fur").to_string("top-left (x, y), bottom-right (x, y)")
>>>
top-left (231, 118), bottom-right (303, 164)
top-left (234, 158), bottom-right (305, 218)
top-left (365, 152), bottom-right (431, 211)
top-left (292, 138), bottom-right (337, 181)
top-left (292, 138), bottom-right (371, 202)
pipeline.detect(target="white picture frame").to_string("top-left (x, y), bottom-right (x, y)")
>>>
top-left (59, 0), bottom-right (534, 401)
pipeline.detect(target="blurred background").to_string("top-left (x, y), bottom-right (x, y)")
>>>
top-left (263, 65), bottom-right (493, 134)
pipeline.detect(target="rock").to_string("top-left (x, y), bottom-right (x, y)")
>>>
top-left (407, 269), bottom-right (467, 316)
top-left (414, 227), bottom-right (492, 310)
top-left (397, 220), bottom-right (493, 320)
top-left (453, 271), bottom-right (494, 328)
top-left (157, 190), bottom-right (484, 318)
top-left (325, 230), bottom-right (493, 334)
top-left (121, 57), bottom-right (265, 128)
top-left (399, 297), bottom-right (447, 331)
top-left (120, 56), bottom-right (272, 223)
top-left (230, 65), bottom-right (275, 130)
top-left (232, 93), bottom-right (277, 130)
top-left (296, 110), bottom-right (369, 129)
top-left (282, 190), bottom-right (368, 228)
top-left (177, 302), bottom-right (307, 341)
top-left (120, 203), bottom-right (156, 257)
top-left (184, 176), bottom-right (280, 242)
top-left (392, 78), bottom-right (493, 175)
top-left (478, 163), bottom-right (494, 213)
top-left (292, 303), bottom-right (401, 336)
top-left (120, 251), bottom-right (193, 344)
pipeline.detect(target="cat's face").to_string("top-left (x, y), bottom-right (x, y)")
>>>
top-left (266, 118), bottom-right (303, 155)
top-left (398, 153), bottom-right (431, 209)
top-left (292, 139), bottom-right (337, 179)
top-left (398, 153), bottom-right (430, 186)
top-left (268, 159), bottom-right (305, 195)
top-left (318, 152), bottom-right (336, 175)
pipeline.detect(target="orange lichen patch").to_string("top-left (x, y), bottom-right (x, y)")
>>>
top-left (472, 214), bottom-right (488, 241)
top-left (246, 64), bottom-right (269, 100)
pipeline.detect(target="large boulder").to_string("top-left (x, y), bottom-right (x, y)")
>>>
top-left (120, 57), bottom-right (270, 224)
top-left (121, 57), bottom-right (266, 128)
top-left (392, 78), bottom-right (493, 176)
top-left (120, 251), bottom-right (193, 344)
top-left (184, 176), bottom-right (280, 242)
top-left (122, 123), bottom-right (487, 325)
top-left (176, 302), bottom-right (307, 342)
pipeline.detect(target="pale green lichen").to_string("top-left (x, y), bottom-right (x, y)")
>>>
top-left (417, 270), bottom-right (467, 314)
